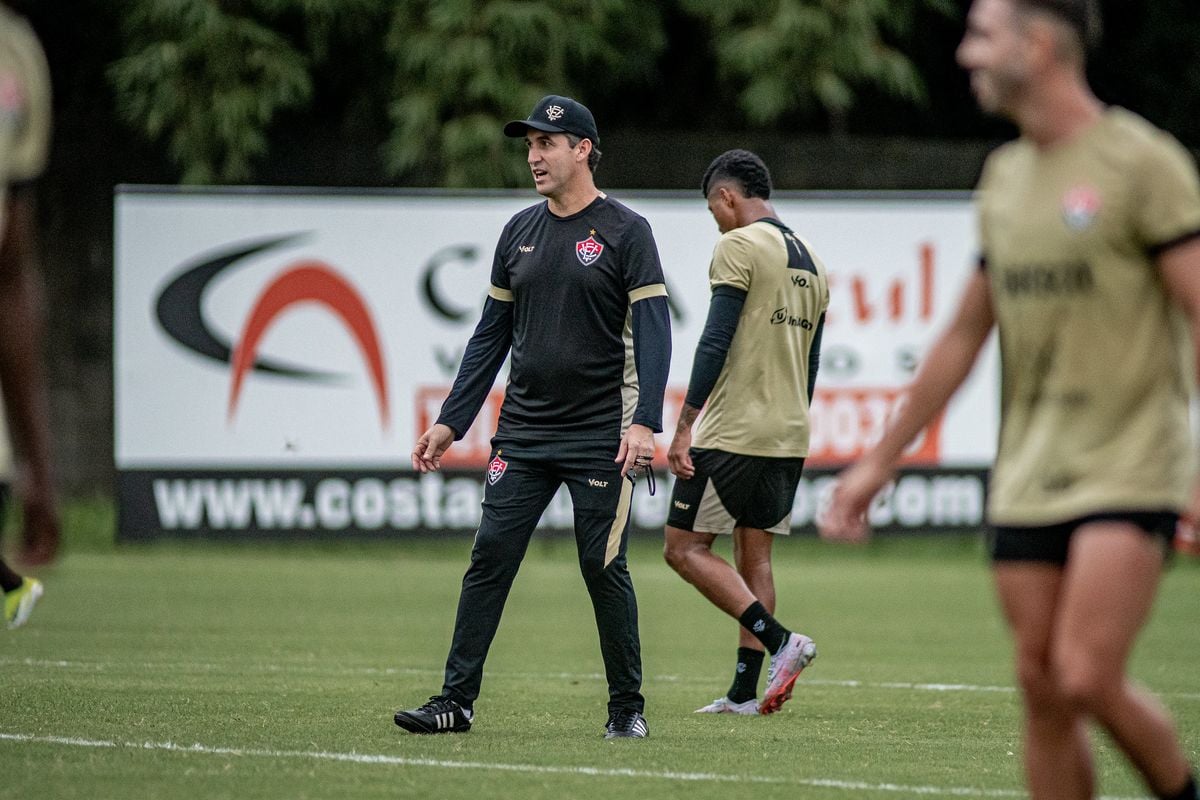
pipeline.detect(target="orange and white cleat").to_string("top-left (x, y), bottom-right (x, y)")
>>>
top-left (760, 632), bottom-right (817, 714)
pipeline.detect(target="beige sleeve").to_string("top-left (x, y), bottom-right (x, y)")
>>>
top-left (708, 229), bottom-right (754, 291)
top-left (1134, 132), bottom-right (1200, 252)
top-left (3, 15), bottom-right (51, 182)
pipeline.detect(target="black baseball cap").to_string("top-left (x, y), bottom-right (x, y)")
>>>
top-left (503, 95), bottom-right (599, 147)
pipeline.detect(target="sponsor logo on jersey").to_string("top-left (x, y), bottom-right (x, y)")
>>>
top-left (576, 235), bottom-right (604, 266)
top-left (1001, 261), bottom-right (1094, 297)
top-left (546, 105), bottom-right (565, 121)
top-left (769, 306), bottom-right (814, 329)
top-left (587, 478), bottom-right (609, 488)
top-left (673, 500), bottom-right (691, 510)
top-left (487, 453), bottom-right (508, 485)
top-left (518, 245), bottom-right (535, 253)
top-left (1062, 185), bottom-right (1101, 231)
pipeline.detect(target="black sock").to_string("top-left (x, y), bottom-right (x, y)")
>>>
top-left (737, 601), bottom-right (790, 654)
top-left (727, 647), bottom-right (764, 703)
top-left (1159, 773), bottom-right (1198, 800)
top-left (0, 559), bottom-right (23, 593)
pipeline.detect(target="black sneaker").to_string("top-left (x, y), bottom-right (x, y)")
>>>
top-left (394, 695), bottom-right (473, 734)
top-left (604, 709), bottom-right (648, 739)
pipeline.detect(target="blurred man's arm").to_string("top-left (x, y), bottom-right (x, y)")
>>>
top-left (820, 270), bottom-right (995, 542)
top-left (0, 183), bottom-right (59, 563)
top-left (1158, 236), bottom-right (1200, 528)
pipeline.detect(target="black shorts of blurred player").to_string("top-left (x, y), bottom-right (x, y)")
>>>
top-left (990, 510), bottom-right (1178, 565)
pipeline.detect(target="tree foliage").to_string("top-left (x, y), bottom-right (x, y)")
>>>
top-left (104, 0), bottom-right (976, 186)
top-left (681, 0), bottom-right (955, 130)
top-left (109, 0), bottom-right (381, 183)
top-left (384, 0), bottom-right (665, 187)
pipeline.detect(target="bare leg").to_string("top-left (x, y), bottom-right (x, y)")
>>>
top-left (663, 526), bottom-right (757, 616)
top-left (1054, 522), bottom-right (1193, 797)
top-left (993, 562), bottom-right (1094, 800)
top-left (732, 527), bottom-right (775, 651)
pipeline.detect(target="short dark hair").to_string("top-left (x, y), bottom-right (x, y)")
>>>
top-left (1015, 0), bottom-right (1101, 54)
top-left (565, 134), bottom-right (602, 174)
top-left (701, 149), bottom-right (772, 200)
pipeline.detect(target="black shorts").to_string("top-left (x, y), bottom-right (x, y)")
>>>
top-left (666, 448), bottom-right (805, 535)
top-left (989, 510), bottom-right (1178, 565)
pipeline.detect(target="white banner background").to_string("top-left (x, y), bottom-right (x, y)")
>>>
top-left (116, 188), bottom-right (997, 471)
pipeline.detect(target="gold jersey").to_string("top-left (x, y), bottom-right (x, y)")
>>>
top-left (692, 219), bottom-right (830, 457)
top-left (0, 6), bottom-right (50, 482)
top-left (978, 108), bottom-right (1200, 525)
top-left (0, 6), bottom-right (48, 192)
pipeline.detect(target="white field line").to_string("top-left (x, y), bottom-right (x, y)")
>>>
top-left (0, 731), bottom-right (1150, 799)
top-left (4, 657), bottom-right (1199, 702)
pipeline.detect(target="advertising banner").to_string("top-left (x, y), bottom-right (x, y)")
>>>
top-left (115, 188), bottom-right (996, 539)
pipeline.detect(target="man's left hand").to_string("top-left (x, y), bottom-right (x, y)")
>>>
top-left (616, 423), bottom-right (656, 478)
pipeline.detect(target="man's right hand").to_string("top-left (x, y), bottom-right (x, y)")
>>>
top-left (412, 423), bottom-right (456, 473)
top-left (667, 427), bottom-right (694, 479)
top-left (669, 404), bottom-right (700, 479)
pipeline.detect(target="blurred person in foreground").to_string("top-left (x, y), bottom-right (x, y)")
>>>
top-left (664, 149), bottom-right (826, 716)
top-left (0, 1), bottom-right (58, 629)
top-left (821, 1), bottom-right (1200, 798)
top-left (394, 95), bottom-right (670, 739)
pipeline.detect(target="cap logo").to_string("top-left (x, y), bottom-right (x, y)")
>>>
top-left (545, 105), bottom-right (565, 121)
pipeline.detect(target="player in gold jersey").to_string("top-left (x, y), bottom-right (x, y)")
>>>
top-left (665, 150), bottom-right (827, 716)
top-left (822, 1), bottom-right (1200, 798)
top-left (0, 2), bottom-right (57, 628)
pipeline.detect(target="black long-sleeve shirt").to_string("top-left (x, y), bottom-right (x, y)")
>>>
top-left (438, 195), bottom-right (671, 444)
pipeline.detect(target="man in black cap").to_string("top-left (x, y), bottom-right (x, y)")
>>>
top-left (395, 94), bottom-right (671, 739)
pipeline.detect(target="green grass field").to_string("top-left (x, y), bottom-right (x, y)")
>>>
top-left (3, 507), bottom-right (1199, 799)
